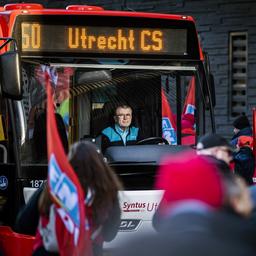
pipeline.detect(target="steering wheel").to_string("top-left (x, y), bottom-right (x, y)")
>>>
top-left (136, 137), bottom-right (169, 145)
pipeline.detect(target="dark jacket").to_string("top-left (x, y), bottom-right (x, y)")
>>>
top-left (231, 127), bottom-right (252, 147)
top-left (118, 209), bottom-right (256, 256)
top-left (234, 147), bottom-right (255, 185)
top-left (101, 125), bottom-right (141, 153)
top-left (92, 198), bottom-right (121, 256)
top-left (14, 184), bottom-right (44, 235)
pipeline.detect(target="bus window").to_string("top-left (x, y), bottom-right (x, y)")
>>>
top-left (72, 68), bottom-right (162, 143)
top-left (20, 64), bottom-right (72, 164)
top-left (19, 61), bottom-right (208, 164)
top-left (0, 95), bottom-right (15, 226)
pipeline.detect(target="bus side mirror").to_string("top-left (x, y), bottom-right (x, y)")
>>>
top-left (209, 73), bottom-right (216, 107)
top-left (0, 50), bottom-right (22, 100)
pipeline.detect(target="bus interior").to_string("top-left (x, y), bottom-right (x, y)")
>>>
top-left (18, 59), bottom-right (211, 167)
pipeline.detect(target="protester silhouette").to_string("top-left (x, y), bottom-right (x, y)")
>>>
top-left (32, 111), bottom-right (68, 163)
top-left (231, 115), bottom-right (254, 185)
top-left (16, 141), bottom-right (122, 256)
top-left (231, 114), bottom-right (252, 147)
top-left (117, 151), bottom-right (256, 256)
top-left (234, 136), bottom-right (255, 185)
top-left (196, 133), bottom-right (234, 174)
top-left (223, 175), bottom-right (253, 218)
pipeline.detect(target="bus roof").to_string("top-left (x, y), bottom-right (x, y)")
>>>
top-left (2, 3), bottom-right (195, 22)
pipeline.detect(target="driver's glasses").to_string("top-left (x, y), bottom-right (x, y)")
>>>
top-left (116, 113), bottom-right (132, 119)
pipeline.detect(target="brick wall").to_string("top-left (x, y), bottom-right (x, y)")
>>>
top-left (2, 0), bottom-right (256, 138)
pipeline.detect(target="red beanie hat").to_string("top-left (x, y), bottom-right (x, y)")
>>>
top-left (155, 151), bottom-right (223, 212)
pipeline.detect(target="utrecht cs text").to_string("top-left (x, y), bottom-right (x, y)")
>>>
top-left (21, 24), bottom-right (164, 52)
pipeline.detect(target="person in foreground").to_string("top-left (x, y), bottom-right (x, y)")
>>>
top-left (231, 114), bottom-right (252, 147)
top-left (115, 151), bottom-right (256, 256)
top-left (32, 141), bottom-right (122, 256)
top-left (233, 135), bottom-right (255, 185)
top-left (101, 104), bottom-right (142, 153)
top-left (196, 133), bottom-right (234, 174)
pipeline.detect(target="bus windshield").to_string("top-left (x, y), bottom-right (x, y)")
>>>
top-left (19, 60), bottom-right (207, 164)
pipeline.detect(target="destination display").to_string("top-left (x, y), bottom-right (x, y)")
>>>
top-left (21, 23), bottom-right (188, 55)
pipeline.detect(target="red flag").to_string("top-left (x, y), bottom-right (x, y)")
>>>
top-left (161, 88), bottom-right (177, 144)
top-left (46, 74), bottom-right (92, 256)
top-left (252, 108), bottom-right (256, 183)
top-left (183, 76), bottom-right (196, 116)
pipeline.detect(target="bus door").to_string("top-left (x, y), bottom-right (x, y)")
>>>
top-left (0, 97), bottom-right (17, 226)
top-left (18, 63), bottom-right (73, 204)
top-left (0, 38), bottom-right (23, 226)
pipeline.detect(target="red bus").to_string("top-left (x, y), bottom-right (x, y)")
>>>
top-left (0, 3), bottom-right (215, 250)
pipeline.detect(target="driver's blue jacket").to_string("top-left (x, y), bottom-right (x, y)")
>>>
top-left (101, 125), bottom-right (140, 153)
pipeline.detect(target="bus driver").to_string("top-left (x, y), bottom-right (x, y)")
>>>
top-left (101, 104), bottom-right (142, 153)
